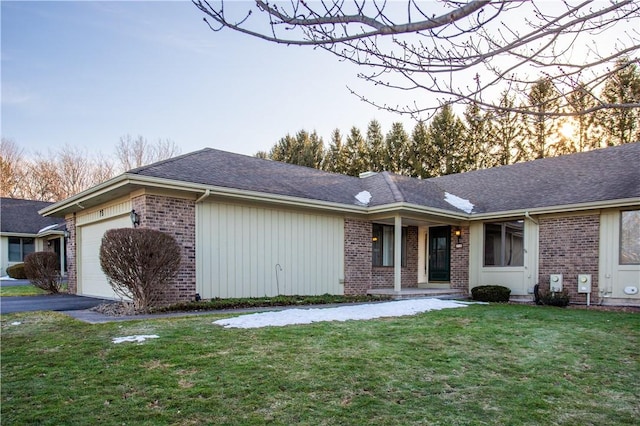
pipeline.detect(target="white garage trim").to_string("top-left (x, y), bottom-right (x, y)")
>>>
top-left (77, 214), bottom-right (132, 299)
top-left (197, 201), bottom-right (345, 299)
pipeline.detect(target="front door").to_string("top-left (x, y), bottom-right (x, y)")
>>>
top-left (429, 226), bottom-right (451, 282)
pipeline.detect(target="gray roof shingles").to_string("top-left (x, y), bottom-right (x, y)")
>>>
top-left (1, 198), bottom-right (65, 234)
top-left (128, 143), bottom-right (640, 215)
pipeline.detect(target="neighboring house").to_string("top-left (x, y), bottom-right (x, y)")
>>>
top-left (41, 143), bottom-right (640, 306)
top-left (1, 198), bottom-right (67, 276)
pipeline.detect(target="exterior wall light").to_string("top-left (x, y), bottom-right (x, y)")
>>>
top-left (130, 209), bottom-right (140, 228)
top-left (454, 228), bottom-right (462, 246)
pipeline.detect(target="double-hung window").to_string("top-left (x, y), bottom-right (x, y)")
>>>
top-left (484, 220), bottom-right (524, 267)
top-left (372, 224), bottom-right (407, 267)
top-left (8, 237), bottom-right (35, 262)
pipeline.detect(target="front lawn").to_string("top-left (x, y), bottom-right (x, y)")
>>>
top-left (0, 284), bottom-right (48, 297)
top-left (1, 304), bottom-right (638, 425)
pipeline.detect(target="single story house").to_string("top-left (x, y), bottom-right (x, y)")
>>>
top-left (41, 143), bottom-right (640, 306)
top-left (1, 198), bottom-right (67, 276)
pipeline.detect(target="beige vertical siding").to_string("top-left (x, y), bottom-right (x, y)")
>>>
top-left (468, 218), bottom-right (538, 296)
top-left (196, 201), bottom-right (345, 299)
top-left (600, 209), bottom-right (640, 300)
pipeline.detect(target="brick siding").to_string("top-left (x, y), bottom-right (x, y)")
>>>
top-left (450, 226), bottom-right (469, 292)
top-left (65, 215), bottom-right (77, 294)
top-left (343, 218), bottom-right (372, 295)
top-left (132, 194), bottom-right (196, 305)
top-left (538, 214), bottom-right (600, 304)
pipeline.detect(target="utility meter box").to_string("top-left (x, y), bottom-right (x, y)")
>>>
top-left (577, 274), bottom-right (592, 293)
top-left (549, 274), bottom-right (563, 292)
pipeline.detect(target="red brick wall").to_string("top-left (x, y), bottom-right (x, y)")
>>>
top-left (371, 226), bottom-right (418, 289)
top-left (65, 215), bottom-right (77, 294)
top-left (344, 218), bottom-right (372, 295)
top-left (450, 226), bottom-right (469, 292)
top-left (132, 194), bottom-right (196, 305)
top-left (538, 214), bottom-right (600, 304)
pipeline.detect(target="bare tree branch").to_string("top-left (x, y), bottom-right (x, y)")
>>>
top-left (193, 0), bottom-right (640, 117)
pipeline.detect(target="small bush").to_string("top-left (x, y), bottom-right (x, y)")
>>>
top-left (471, 285), bottom-right (511, 303)
top-left (24, 252), bottom-right (63, 294)
top-left (6, 263), bottom-right (27, 279)
top-left (99, 228), bottom-right (181, 313)
top-left (539, 289), bottom-right (570, 307)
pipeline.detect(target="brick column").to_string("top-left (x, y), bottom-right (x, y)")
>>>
top-left (65, 215), bottom-right (77, 294)
top-left (132, 194), bottom-right (196, 304)
top-left (450, 226), bottom-right (470, 292)
top-left (344, 218), bottom-right (372, 295)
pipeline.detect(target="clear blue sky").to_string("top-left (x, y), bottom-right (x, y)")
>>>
top-left (2, 0), bottom-right (416, 158)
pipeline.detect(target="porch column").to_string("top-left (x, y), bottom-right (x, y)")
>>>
top-left (59, 236), bottom-right (66, 277)
top-left (394, 215), bottom-right (402, 292)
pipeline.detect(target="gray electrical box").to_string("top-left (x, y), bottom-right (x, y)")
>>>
top-left (549, 274), bottom-right (563, 292)
top-left (577, 274), bottom-right (592, 293)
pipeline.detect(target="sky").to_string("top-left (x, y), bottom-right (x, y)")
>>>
top-left (1, 0), bottom-right (418, 159)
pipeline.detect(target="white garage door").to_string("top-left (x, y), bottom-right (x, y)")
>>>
top-left (78, 215), bottom-right (131, 299)
top-left (197, 201), bottom-right (345, 299)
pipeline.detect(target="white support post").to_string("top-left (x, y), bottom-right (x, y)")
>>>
top-left (394, 215), bottom-right (402, 292)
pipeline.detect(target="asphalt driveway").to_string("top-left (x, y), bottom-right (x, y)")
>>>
top-left (0, 294), bottom-right (108, 315)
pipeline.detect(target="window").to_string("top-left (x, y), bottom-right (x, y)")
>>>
top-left (372, 224), bottom-right (407, 267)
top-left (484, 220), bottom-right (524, 267)
top-left (8, 237), bottom-right (35, 262)
top-left (620, 210), bottom-right (640, 265)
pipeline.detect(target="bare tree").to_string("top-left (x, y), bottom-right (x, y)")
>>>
top-left (0, 138), bottom-right (26, 198)
top-left (115, 135), bottom-right (181, 172)
top-left (193, 0), bottom-right (640, 118)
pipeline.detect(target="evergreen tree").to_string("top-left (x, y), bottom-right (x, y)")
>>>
top-left (384, 122), bottom-right (411, 175)
top-left (463, 102), bottom-right (494, 170)
top-left (323, 129), bottom-right (349, 174)
top-left (410, 121), bottom-right (430, 178)
top-left (601, 59), bottom-right (640, 146)
top-left (523, 78), bottom-right (562, 159)
top-left (365, 120), bottom-right (385, 172)
top-left (490, 91), bottom-right (526, 166)
top-left (269, 130), bottom-right (324, 168)
top-left (344, 126), bottom-right (369, 176)
top-left (565, 82), bottom-right (601, 152)
top-left (424, 105), bottom-right (469, 176)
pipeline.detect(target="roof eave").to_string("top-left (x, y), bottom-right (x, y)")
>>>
top-left (469, 197), bottom-right (640, 220)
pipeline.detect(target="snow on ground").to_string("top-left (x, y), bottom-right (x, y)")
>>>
top-left (214, 298), bottom-right (469, 329)
top-left (444, 192), bottom-right (474, 214)
top-left (112, 335), bottom-right (159, 344)
top-left (0, 276), bottom-right (17, 281)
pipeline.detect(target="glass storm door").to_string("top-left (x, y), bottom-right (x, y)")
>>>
top-left (428, 226), bottom-right (451, 282)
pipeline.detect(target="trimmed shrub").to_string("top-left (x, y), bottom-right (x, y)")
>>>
top-left (99, 228), bottom-right (181, 313)
top-left (24, 252), bottom-right (63, 294)
top-left (471, 285), bottom-right (511, 303)
top-left (6, 263), bottom-right (27, 279)
top-left (539, 289), bottom-right (570, 307)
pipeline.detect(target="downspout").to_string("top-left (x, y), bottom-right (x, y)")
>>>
top-left (195, 189), bottom-right (211, 203)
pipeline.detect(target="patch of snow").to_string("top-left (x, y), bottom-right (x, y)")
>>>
top-left (37, 223), bottom-right (62, 234)
top-left (444, 192), bottom-right (474, 214)
top-left (112, 335), bottom-right (159, 344)
top-left (11, 322), bottom-right (22, 326)
top-left (213, 298), bottom-right (469, 329)
top-left (355, 190), bottom-right (372, 206)
top-left (0, 276), bottom-right (17, 281)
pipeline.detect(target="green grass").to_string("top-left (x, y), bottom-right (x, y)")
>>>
top-left (1, 304), bottom-right (638, 425)
top-left (0, 284), bottom-right (48, 296)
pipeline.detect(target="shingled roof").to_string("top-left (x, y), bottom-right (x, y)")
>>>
top-left (128, 143), bottom-right (639, 216)
top-left (129, 148), bottom-right (368, 206)
top-left (1, 198), bottom-right (66, 235)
